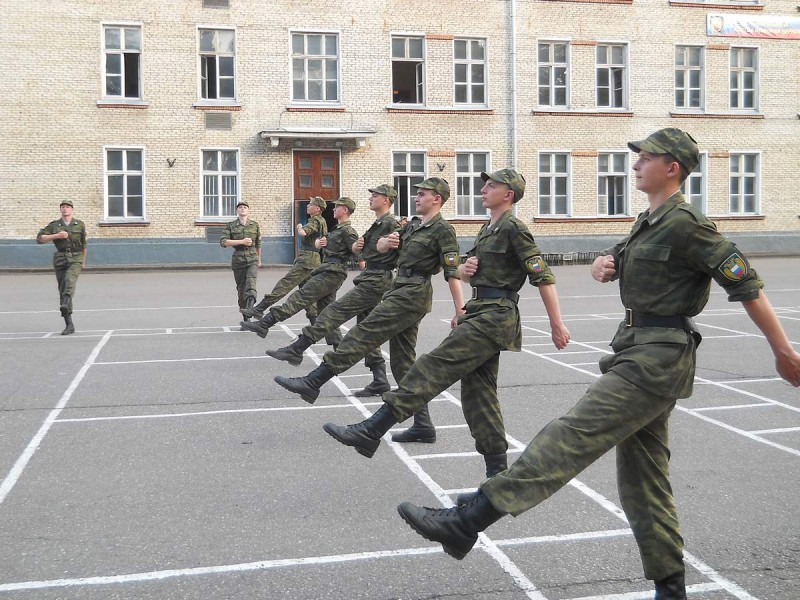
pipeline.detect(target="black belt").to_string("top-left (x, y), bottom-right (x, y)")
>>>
top-left (323, 257), bottom-right (346, 264)
top-left (471, 287), bottom-right (520, 304)
top-left (365, 262), bottom-right (394, 272)
top-left (397, 268), bottom-right (431, 280)
top-left (625, 309), bottom-right (695, 332)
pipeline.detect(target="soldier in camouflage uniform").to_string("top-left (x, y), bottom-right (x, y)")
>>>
top-left (242, 196), bottom-right (327, 324)
top-left (241, 198), bottom-right (358, 341)
top-left (220, 201), bottom-right (261, 329)
top-left (395, 129), bottom-right (800, 600)
top-left (36, 200), bottom-right (87, 336)
top-left (274, 178), bottom-right (466, 444)
top-left (266, 184), bottom-right (402, 399)
top-left (319, 169), bottom-right (570, 480)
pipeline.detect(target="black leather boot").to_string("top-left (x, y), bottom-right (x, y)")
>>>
top-left (266, 334), bottom-right (314, 366)
top-left (240, 297), bottom-right (269, 319)
top-left (60, 294), bottom-right (71, 317)
top-left (274, 362), bottom-right (335, 404)
top-left (654, 570), bottom-right (686, 600)
top-left (61, 315), bottom-right (75, 336)
top-left (322, 404), bottom-right (397, 458)
top-left (456, 453), bottom-right (507, 505)
top-left (353, 364), bottom-right (391, 397)
top-left (390, 405), bottom-right (436, 443)
top-left (240, 312), bottom-right (277, 338)
top-left (397, 490), bottom-right (505, 560)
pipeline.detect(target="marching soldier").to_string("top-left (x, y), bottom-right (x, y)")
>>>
top-left (220, 200), bottom-right (261, 328)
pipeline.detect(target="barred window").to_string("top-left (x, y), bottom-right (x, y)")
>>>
top-left (202, 149), bottom-right (239, 218)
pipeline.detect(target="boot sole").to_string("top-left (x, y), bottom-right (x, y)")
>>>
top-left (240, 323), bottom-right (268, 338)
top-left (396, 504), bottom-right (468, 560)
top-left (274, 377), bottom-right (318, 404)
top-left (265, 351), bottom-right (303, 366)
top-left (352, 385), bottom-right (391, 398)
top-left (390, 435), bottom-right (436, 443)
top-left (322, 424), bottom-right (378, 458)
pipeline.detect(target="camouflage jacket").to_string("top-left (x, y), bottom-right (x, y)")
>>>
top-left (38, 219), bottom-right (87, 264)
top-left (220, 218), bottom-right (261, 267)
top-left (354, 212), bottom-right (400, 284)
top-left (296, 214), bottom-right (327, 267)
top-left (317, 220), bottom-right (358, 272)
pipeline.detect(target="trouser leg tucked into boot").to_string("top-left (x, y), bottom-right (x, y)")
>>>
top-left (274, 362), bottom-right (334, 404)
top-left (240, 312), bottom-right (277, 338)
top-left (456, 453), bottom-right (507, 505)
top-left (390, 405), bottom-right (436, 443)
top-left (60, 294), bottom-right (72, 317)
top-left (241, 297), bottom-right (269, 319)
top-left (397, 489), bottom-right (505, 560)
top-left (353, 363), bottom-right (391, 398)
top-left (266, 334), bottom-right (313, 366)
top-left (322, 404), bottom-right (397, 458)
top-left (654, 570), bottom-right (686, 600)
top-left (61, 314), bottom-right (75, 336)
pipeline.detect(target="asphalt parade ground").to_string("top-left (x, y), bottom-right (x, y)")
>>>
top-left (0, 257), bottom-right (798, 600)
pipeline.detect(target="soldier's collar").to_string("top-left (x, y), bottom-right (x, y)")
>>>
top-left (486, 209), bottom-right (512, 233)
top-left (645, 191), bottom-right (683, 225)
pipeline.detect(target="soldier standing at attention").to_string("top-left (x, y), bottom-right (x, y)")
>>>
top-left (36, 200), bottom-right (87, 336)
top-left (241, 198), bottom-right (358, 340)
top-left (241, 196), bottom-right (327, 324)
top-left (318, 169), bottom-right (570, 481)
top-left (395, 129), bottom-right (800, 600)
top-left (266, 184), bottom-right (402, 400)
top-left (274, 178), bottom-right (466, 443)
top-left (220, 200), bottom-right (261, 329)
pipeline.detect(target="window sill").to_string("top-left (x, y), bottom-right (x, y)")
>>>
top-left (286, 105), bottom-right (347, 112)
top-left (193, 101), bottom-right (242, 111)
top-left (387, 106), bottom-right (494, 115)
top-left (708, 214), bottom-right (765, 221)
top-left (670, 111), bottom-right (764, 119)
top-left (533, 109), bottom-right (633, 117)
top-left (195, 218), bottom-right (234, 226)
top-left (97, 99), bottom-right (150, 109)
top-left (98, 220), bottom-right (150, 227)
top-left (669, 1), bottom-right (763, 10)
top-left (533, 216), bottom-right (636, 223)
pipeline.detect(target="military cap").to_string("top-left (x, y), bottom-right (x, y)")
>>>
top-left (628, 128), bottom-right (700, 174)
top-left (309, 196), bottom-right (327, 210)
top-left (368, 184), bottom-right (398, 202)
top-left (334, 197), bottom-right (356, 213)
top-left (414, 177), bottom-right (450, 202)
top-left (60, 200), bottom-right (74, 207)
top-left (481, 169), bottom-right (526, 203)
top-left (236, 200), bottom-right (249, 208)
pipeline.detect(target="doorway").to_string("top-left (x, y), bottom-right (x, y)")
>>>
top-left (293, 150), bottom-right (340, 256)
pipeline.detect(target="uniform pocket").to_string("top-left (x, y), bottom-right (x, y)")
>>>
top-left (624, 244), bottom-right (671, 293)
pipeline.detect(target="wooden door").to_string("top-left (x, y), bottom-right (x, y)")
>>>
top-left (293, 151), bottom-right (340, 255)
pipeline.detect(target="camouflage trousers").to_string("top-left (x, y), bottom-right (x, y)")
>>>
top-left (232, 262), bottom-right (258, 309)
top-left (260, 260), bottom-right (317, 319)
top-left (322, 282), bottom-right (429, 386)
top-left (55, 261), bottom-right (82, 316)
top-left (383, 307), bottom-right (509, 457)
top-left (270, 268), bottom-right (347, 345)
top-left (480, 369), bottom-right (684, 581)
top-left (301, 271), bottom-right (393, 369)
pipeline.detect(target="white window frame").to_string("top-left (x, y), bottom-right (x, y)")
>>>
top-left (200, 147), bottom-right (240, 219)
top-left (537, 40), bottom-right (570, 108)
top-left (595, 42), bottom-right (628, 110)
top-left (197, 26), bottom-right (237, 101)
top-left (728, 151), bottom-right (760, 215)
top-left (290, 30), bottom-right (341, 104)
top-left (103, 146), bottom-right (146, 221)
top-left (101, 23), bottom-right (142, 100)
top-left (537, 151), bottom-right (571, 216)
top-left (729, 46), bottom-right (759, 111)
top-left (680, 152), bottom-right (708, 213)
top-left (597, 151), bottom-right (629, 216)
top-left (455, 151), bottom-right (491, 218)
top-left (391, 150), bottom-right (427, 218)
top-left (391, 34), bottom-right (426, 106)
top-left (453, 38), bottom-right (487, 106)
top-left (674, 45), bottom-right (705, 110)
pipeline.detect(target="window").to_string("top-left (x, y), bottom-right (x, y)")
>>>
top-left (675, 45), bottom-right (704, 109)
top-left (729, 153), bottom-right (759, 214)
top-left (455, 153), bottom-right (489, 217)
top-left (596, 43), bottom-right (627, 109)
top-left (202, 149), bottom-right (239, 218)
top-left (537, 42), bottom-right (568, 107)
top-left (105, 149), bottom-right (144, 219)
top-left (730, 47), bottom-right (758, 110)
top-left (292, 32), bottom-right (339, 102)
top-left (680, 153), bottom-right (706, 211)
top-left (199, 28), bottom-right (236, 100)
top-left (454, 39), bottom-right (486, 105)
top-left (392, 152), bottom-right (426, 217)
top-left (598, 153), bottom-right (628, 215)
top-left (392, 36), bottom-right (425, 104)
top-left (103, 26), bottom-right (141, 99)
top-left (538, 153), bottom-right (570, 216)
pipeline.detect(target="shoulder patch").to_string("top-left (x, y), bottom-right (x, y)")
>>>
top-left (718, 252), bottom-right (748, 281)
top-left (525, 255), bottom-right (546, 274)
top-left (444, 252), bottom-right (460, 267)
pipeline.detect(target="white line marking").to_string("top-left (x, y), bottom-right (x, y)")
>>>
top-left (569, 582), bottom-right (724, 600)
top-left (95, 355), bottom-right (268, 366)
top-left (746, 426), bottom-right (800, 435)
top-left (0, 331), bottom-right (113, 505)
top-left (692, 402), bottom-right (772, 412)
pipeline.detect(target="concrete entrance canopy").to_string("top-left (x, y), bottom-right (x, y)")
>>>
top-left (259, 127), bottom-right (376, 148)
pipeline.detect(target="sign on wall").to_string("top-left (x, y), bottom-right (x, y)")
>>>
top-left (707, 14), bottom-right (800, 40)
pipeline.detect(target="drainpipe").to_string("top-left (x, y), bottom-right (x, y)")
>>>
top-left (510, 0), bottom-right (518, 169)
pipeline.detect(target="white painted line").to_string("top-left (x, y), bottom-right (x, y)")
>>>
top-left (94, 355), bottom-right (268, 366)
top-left (692, 402), bottom-right (772, 412)
top-left (413, 449), bottom-right (523, 461)
top-left (0, 331), bottom-right (113, 505)
top-left (695, 377), bottom-right (782, 385)
top-left (496, 528), bottom-right (632, 547)
top-left (569, 582), bottom-right (723, 600)
top-left (747, 426), bottom-right (800, 435)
